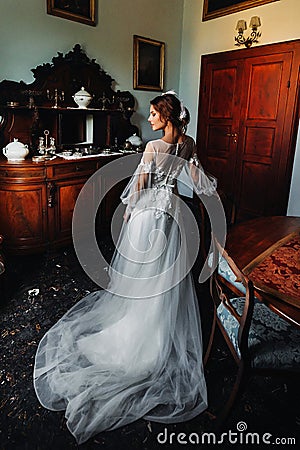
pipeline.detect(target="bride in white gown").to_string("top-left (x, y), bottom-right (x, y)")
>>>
top-left (33, 92), bottom-right (221, 444)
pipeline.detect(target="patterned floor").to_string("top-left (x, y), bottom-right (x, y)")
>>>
top-left (0, 244), bottom-right (299, 449)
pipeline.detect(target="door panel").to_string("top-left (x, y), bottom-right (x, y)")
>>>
top-left (0, 184), bottom-right (47, 251)
top-left (239, 161), bottom-right (272, 216)
top-left (243, 127), bottom-right (275, 160)
top-left (197, 60), bottom-right (243, 196)
top-left (51, 178), bottom-right (96, 243)
top-left (209, 67), bottom-right (237, 118)
top-left (236, 52), bottom-right (293, 219)
top-left (246, 61), bottom-right (283, 120)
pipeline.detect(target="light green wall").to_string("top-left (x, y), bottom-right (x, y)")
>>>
top-left (1, 0), bottom-right (299, 214)
top-left (0, 0), bottom-right (183, 142)
top-left (180, 0), bottom-right (300, 216)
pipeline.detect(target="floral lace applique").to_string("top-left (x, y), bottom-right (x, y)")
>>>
top-left (150, 166), bottom-right (179, 219)
top-left (138, 160), bottom-right (153, 173)
top-left (189, 153), bottom-right (200, 167)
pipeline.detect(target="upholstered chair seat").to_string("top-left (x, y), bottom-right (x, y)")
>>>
top-left (217, 297), bottom-right (300, 371)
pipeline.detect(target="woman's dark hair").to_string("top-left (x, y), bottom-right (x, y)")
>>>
top-left (150, 93), bottom-right (190, 134)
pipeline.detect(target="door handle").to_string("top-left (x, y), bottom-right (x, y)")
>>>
top-left (226, 132), bottom-right (238, 143)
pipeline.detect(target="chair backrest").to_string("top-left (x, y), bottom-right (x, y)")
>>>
top-left (191, 194), bottom-right (211, 263)
top-left (210, 239), bottom-right (255, 362)
top-left (192, 190), bottom-right (236, 268)
top-left (218, 190), bottom-right (236, 227)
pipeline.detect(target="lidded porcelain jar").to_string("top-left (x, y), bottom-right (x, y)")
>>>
top-left (73, 87), bottom-right (92, 109)
top-left (3, 139), bottom-right (29, 161)
top-left (127, 133), bottom-right (143, 147)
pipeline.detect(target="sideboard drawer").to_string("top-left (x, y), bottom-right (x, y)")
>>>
top-left (51, 160), bottom-right (98, 178)
top-left (0, 167), bottom-right (45, 180)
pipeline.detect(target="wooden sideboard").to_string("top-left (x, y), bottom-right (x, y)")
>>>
top-left (0, 154), bottom-right (125, 254)
top-left (0, 45), bottom-right (140, 255)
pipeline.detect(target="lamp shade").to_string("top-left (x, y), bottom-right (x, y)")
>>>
top-left (250, 16), bottom-right (261, 28)
top-left (236, 19), bottom-right (247, 32)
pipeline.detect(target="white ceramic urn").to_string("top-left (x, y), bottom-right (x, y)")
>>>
top-left (3, 139), bottom-right (29, 161)
top-left (127, 133), bottom-right (143, 147)
top-left (73, 87), bottom-right (92, 109)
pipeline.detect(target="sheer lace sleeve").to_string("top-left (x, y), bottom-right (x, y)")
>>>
top-left (188, 152), bottom-right (217, 196)
top-left (120, 143), bottom-right (155, 219)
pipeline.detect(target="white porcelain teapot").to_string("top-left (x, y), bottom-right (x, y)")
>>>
top-left (3, 139), bottom-right (29, 161)
top-left (73, 87), bottom-right (92, 109)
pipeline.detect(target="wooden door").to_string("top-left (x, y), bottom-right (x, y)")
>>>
top-left (197, 40), bottom-right (300, 221)
top-left (236, 51), bottom-right (293, 219)
top-left (197, 58), bottom-right (244, 197)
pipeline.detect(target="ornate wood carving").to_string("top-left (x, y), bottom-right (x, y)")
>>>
top-left (0, 44), bottom-right (134, 109)
top-left (0, 45), bottom-right (137, 149)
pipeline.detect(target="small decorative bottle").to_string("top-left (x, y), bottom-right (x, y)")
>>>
top-left (49, 137), bottom-right (56, 154)
top-left (38, 137), bottom-right (45, 155)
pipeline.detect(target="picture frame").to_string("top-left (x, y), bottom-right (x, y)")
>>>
top-left (47, 0), bottom-right (96, 27)
top-left (133, 35), bottom-right (165, 91)
top-left (202, 0), bottom-right (279, 21)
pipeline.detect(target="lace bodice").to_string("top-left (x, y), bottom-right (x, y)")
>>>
top-left (148, 162), bottom-right (181, 189)
top-left (121, 136), bottom-right (217, 218)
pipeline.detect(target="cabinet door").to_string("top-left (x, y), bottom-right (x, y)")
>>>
top-left (197, 42), bottom-right (299, 221)
top-left (48, 178), bottom-right (95, 245)
top-left (97, 176), bottom-right (127, 235)
top-left (0, 183), bottom-right (48, 253)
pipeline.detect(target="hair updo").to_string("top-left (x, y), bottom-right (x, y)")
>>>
top-left (150, 92), bottom-right (190, 134)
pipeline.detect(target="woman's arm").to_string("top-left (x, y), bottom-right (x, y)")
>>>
top-left (122, 143), bottom-right (155, 221)
top-left (188, 151), bottom-right (217, 196)
top-left (136, 146), bottom-right (154, 190)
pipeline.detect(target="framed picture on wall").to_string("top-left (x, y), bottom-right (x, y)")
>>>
top-left (133, 35), bottom-right (165, 91)
top-left (47, 0), bottom-right (96, 26)
top-left (202, 0), bottom-right (279, 21)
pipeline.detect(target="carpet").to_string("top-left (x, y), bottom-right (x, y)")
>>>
top-left (0, 245), bottom-right (299, 449)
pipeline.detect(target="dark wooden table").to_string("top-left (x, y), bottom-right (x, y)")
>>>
top-left (225, 216), bottom-right (300, 327)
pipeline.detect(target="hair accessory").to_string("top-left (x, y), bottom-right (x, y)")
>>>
top-left (161, 89), bottom-right (178, 97)
top-left (179, 101), bottom-right (186, 121)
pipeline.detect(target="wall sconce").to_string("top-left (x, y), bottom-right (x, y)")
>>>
top-left (235, 16), bottom-right (261, 48)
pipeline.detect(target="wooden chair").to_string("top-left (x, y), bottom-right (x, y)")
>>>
top-left (217, 189), bottom-right (236, 227)
top-left (204, 238), bottom-right (300, 426)
top-left (192, 189), bottom-right (236, 266)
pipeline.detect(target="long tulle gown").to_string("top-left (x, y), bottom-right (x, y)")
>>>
top-left (33, 136), bottom-right (217, 444)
